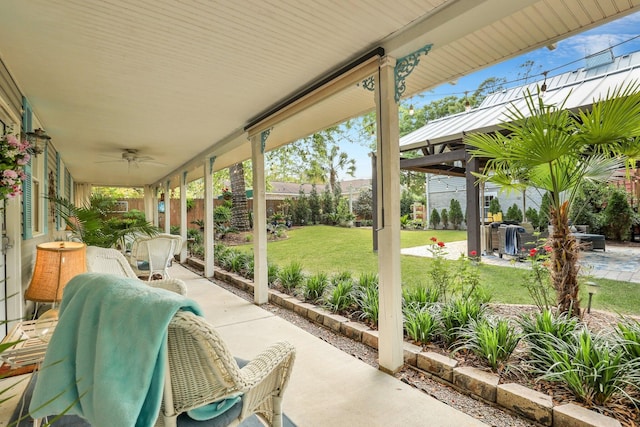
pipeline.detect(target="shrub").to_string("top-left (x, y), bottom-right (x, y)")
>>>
top-left (525, 207), bottom-right (539, 229)
top-left (429, 208), bottom-right (440, 229)
top-left (522, 247), bottom-right (555, 311)
top-left (325, 279), bottom-right (355, 313)
top-left (616, 318), bottom-right (640, 361)
top-left (519, 309), bottom-right (580, 370)
top-left (440, 298), bottom-right (486, 347)
top-left (303, 272), bottom-right (329, 302)
top-left (456, 317), bottom-right (521, 372)
top-left (488, 198), bottom-right (502, 215)
top-left (603, 187), bottom-right (634, 241)
top-left (354, 274), bottom-right (379, 326)
top-left (402, 285), bottom-right (439, 310)
top-left (440, 208), bottom-right (448, 229)
top-left (267, 262), bottom-right (279, 288)
top-left (505, 203), bottom-right (523, 222)
top-left (449, 199), bottom-right (464, 230)
top-left (278, 261), bottom-right (305, 293)
top-left (404, 305), bottom-right (440, 345)
top-left (531, 329), bottom-right (640, 407)
top-left (426, 238), bottom-right (452, 302)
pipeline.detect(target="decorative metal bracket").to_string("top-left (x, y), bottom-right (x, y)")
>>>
top-left (209, 156), bottom-right (216, 175)
top-left (260, 129), bottom-right (272, 154)
top-left (361, 76), bottom-right (375, 92)
top-left (394, 44), bottom-right (432, 102)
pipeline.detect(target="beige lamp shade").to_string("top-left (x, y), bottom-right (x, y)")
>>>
top-left (25, 241), bottom-right (87, 303)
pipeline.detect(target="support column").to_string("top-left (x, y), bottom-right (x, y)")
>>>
top-left (370, 152), bottom-right (378, 252)
top-left (152, 186), bottom-right (159, 227)
top-left (164, 180), bottom-right (171, 234)
top-left (204, 157), bottom-right (215, 278)
top-left (143, 185), bottom-right (154, 223)
top-left (465, 151), bottom-right (481, 257)
top-left (179, 171), bottom-right (188, 263)
top-left (376, 56), bottom-right (403, 374)
top-left (252, 132), bottom-right (269, 305)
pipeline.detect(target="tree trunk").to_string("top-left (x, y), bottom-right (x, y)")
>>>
top-left (229, 163), bottom-right (250, 231)
top-left (550, 201), bottom-right (581, 316)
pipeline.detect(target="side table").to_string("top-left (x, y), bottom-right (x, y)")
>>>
top-left (1, 320), bottom-right (53, 373)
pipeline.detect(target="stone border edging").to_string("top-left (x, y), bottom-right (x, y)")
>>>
top-left (202, 264), bottom-right (621, 427)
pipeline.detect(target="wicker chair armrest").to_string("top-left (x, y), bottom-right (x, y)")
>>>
top-left (239, 341), bottom-right (295, 387)
top-left (148, 278), bottom-right (188, 296)
top-left (238, 341), bottom-right (296, 422)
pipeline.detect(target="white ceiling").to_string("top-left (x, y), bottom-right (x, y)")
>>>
top-left (0, 0), bottom-right (638, 188)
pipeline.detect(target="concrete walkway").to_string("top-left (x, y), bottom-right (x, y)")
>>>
top-left (401, 240), bottom-right (640, 283)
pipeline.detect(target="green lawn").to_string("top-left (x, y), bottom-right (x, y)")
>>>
top-left (236, 225), bottom-right (640, 315)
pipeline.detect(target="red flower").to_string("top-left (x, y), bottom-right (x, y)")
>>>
top-left (470, 250), bottom-right (477, 257)
top-left (437, 241), bottom-right (445, 247)
top-left (544, 245), bottom-right (553, 252)
top-left (430, 236), bottom-right (438, 242)
top-left (529, 248), bottom-right (538, 257)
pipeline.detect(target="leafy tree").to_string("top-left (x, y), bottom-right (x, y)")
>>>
top-left (603, 187), bottom-right (634, 241)
top-left (308, 184), bottom-right (321, 224)
top-left (467, 84), bottom-right (640, 316)
top-left (429, 208), bottom-right (440, 229)
top-left (353, 187), bottom-right (373, 221)
top-left (525, 207), bottom-right (539, 229)
top-left (488, 197), bottom-right (502, 215)
top-left (441, 208), bottom-right (449, 230)
top-left (291, 188), bottom-right (311, 226)
top-left (267, 127), bottom-right (357, 193)
top-left (539, 192), bottom-right (551, 232)
top-left (321, 185), bottom-right (334, 224)
top-left (449, 199), bottom-right (464, 230)
top-left (505, 203), bottom-right (523, 222)
top-left (400, 190), bottom-right (414, 217)
top-left (570, 181), bottom-right (608, 234)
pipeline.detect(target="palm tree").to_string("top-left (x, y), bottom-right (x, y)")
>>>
top-left (52, 194), bottom-right (159, 248)
top-left (466, 83), bottom-right (640, 316)
top-left (228, 162), bottom-right (250, 231)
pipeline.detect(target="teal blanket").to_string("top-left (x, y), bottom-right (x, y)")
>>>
top-left (29, 273), bottom-right (202, 427)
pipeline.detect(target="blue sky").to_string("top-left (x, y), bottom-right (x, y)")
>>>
top-left (343, 10), bottom-right (640, 180)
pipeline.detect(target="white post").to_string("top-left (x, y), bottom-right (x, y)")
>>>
top-left (164, 180), bottom-right (171, 234)
top-left (143, 185), bottom-right (154, 223)
top-left (376, 56), bottom-right (403, 374)
top-left (425, 174), bottom-right (430, 229)
top-left (152, 186), bottom-right (159, 227)
top-left (204, 158), bottom-right (215, 278)
top-left (252, 134), bottom-right (268, 304)
top-left (179, 172), bottom-right (188, 263)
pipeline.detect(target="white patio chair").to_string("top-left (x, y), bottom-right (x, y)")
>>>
top-left (86, 245), bottom-right (187, 295)
top-left (157, 310), bottom-right (296, 427)
top-left (138, 237), bottom-right (176, 281)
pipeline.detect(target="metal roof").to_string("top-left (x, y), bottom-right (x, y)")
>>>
top-left (400, 49), bottom-right (640, 152)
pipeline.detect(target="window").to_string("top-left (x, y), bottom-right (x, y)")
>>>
top-left (30, 153), bottom-right (44, 235)
top-left (483, 192), bottom-right (497, 219)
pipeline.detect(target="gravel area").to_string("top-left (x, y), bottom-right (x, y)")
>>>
top-left (209, 276), bottom-right (538, 427)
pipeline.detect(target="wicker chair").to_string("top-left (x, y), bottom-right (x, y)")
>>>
top-left (128, 235), bottom-right (182, 279)
top-left (86, 246), bottom-right (187, 295)
top-left (157, 310), bottom-right (296, 427)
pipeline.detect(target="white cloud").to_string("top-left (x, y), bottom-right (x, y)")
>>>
top-left (559, 33), bottom-right (633, 56)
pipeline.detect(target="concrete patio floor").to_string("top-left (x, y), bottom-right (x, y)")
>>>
top-left (169, 265), bottom-right (488, 427)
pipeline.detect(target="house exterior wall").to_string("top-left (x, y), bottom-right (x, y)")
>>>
top-left (426, 176), bottom-right (544, 228)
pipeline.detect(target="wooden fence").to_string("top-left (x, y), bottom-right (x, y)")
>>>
top-left (121, 198), bottom-right (287, 229)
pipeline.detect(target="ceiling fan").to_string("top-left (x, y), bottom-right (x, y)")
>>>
top-left (96, 149), bottom-right (166, 168)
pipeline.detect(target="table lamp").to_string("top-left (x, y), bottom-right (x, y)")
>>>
top-left (25, 241), bottom-right (87, 319)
